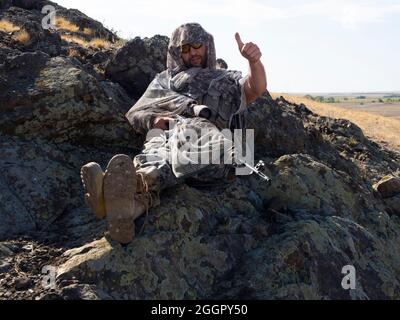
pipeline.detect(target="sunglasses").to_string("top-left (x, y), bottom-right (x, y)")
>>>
top-left (181, 42), bottom-right (203, 54)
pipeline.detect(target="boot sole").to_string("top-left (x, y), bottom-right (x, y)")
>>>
top-left (103, 154), bottom-right (137, 244)
top-left (81, 162), bottom-right (106, 219)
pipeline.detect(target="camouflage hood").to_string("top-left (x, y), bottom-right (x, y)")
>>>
top-left (167, 23), bottom-right (217, 73)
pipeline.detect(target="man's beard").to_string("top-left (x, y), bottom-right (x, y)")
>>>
top-left (185, 55), bottom-right (207, 68)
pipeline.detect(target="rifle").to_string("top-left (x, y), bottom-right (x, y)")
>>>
top-left (232, 159), bottom-right (271, 182)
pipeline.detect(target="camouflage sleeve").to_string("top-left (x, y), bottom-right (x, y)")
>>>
top-left (125, 74), bottom-right (197, 135)
top-left (126, 108), bottom-right (157, 135)
top-left (238, 75), bottom-right (249, 110)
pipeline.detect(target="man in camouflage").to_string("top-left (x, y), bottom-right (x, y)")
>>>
top-left (81, 22), bottom-right (267, 244)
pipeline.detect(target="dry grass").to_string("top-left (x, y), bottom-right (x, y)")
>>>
top-left (61, 34), bottom-right (111, 49)
top-left (114, 37), bottom-right (128, 49)
top-left (0, 19), bottom-right (30, 44)
top-left (55, 16), bottom-right (80, 32)
top-left (67, 48), bottom-right (82, 59)
top-left (83, 27), bottom-right (93, 35)
top-left (12, 30), bottom-right (30, 44)
top-left (0, 19), bottom-right (20, 33)
top-left (272, 93), bottom-right (400, 151)
top-left (60, 34), bottom-right (87, 46)
top-left (89, 38), bottom-right (111, 49)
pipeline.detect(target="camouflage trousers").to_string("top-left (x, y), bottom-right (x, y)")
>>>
top-left (134, 117), bottom-right (233, 207)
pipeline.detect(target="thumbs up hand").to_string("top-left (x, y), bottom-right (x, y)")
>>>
top-left (235, 32), bottom-right (262, 64)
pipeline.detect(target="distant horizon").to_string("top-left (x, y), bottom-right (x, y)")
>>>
top-left (55, 0), bottom-right (400, 93)
top-left (276, 91), bottom-right (400, 95)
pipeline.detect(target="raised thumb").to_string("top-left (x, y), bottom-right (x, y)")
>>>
top-left (235, 32), bottom-right (244, 49)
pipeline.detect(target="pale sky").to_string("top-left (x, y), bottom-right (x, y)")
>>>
top-left (56, 0), bottom-right (400, 93)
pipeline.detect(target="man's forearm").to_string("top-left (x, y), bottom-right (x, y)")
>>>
top-left (248, 60), bottom-right (267, 96)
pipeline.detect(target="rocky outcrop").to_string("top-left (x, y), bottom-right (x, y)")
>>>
top-left (2, 0), bottom-right (51, 10)
top-left (105, 36), bottom-right (169, 99)
top-left (218, 213), bottom-right (400, 299)
top-left (1, 1), bottom-right (400, 300)
top-left (0, 135), bottom-right (132, 240)
top-left (0, 1), bottom-right (119, 66)
top-left (52, 151), bottom-right (400, 300)
top-left (0, 48), bottom-right (135, 146)
top-left (0, 6), bottom-right (61, 56)
top-left (0, 2), bottom-right (140, 241)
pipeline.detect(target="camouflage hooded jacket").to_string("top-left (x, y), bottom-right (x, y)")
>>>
top-left (125, 23), bottom-right (247, 135)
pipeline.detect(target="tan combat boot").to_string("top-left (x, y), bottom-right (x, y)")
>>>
top-left (80, 162), bottom-right (106, 219)
top-left (103, 154), bottom-right (138, 244)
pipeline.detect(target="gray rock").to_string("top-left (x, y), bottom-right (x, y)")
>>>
top-left (374, 176), bottom-right (400, 198)
top-left (15, 277), bottom-right (33, 291)
top-left (10, 0), bottom-right (48, 10)
top-left (0, 48), bottom-right (137, 148)
top-left (384, 195), bottom-right (400, 216)
top-left (0, 134), bottom-right (136, 239)
top-left (91, 51), bottom-right (110, 65)
top-left (217, 215), bottom-right (400, 299)
top-left (1, 6), bottom-right (61, 56)
top-left (0, 259), bottom-right (12, 274)
top-left (0, 242), bottom-right (16, 257)
top-left (105, 35), bottom-right (169, 98)
top-left (245, 93), bottom-right (309, 156)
